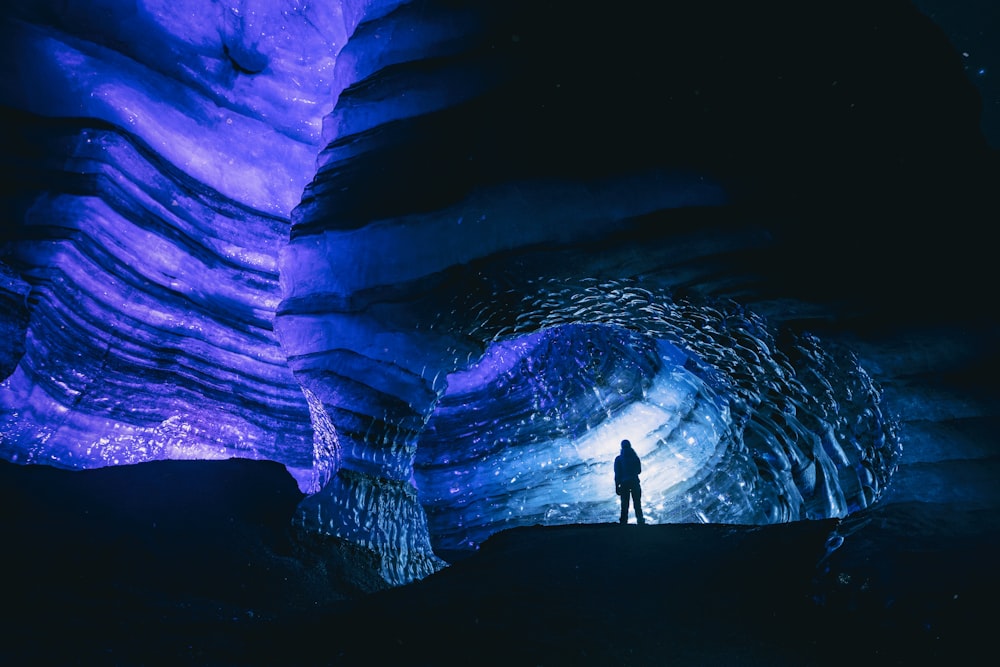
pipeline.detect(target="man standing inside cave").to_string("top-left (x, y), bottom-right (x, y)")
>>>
top-left (614, 439), bottom-right (645, 525)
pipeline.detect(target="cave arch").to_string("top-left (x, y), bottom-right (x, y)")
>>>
top-left (410, 283), bottom-right (899, 558)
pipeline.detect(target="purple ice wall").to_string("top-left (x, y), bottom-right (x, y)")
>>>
top-left (13, 0), bottom-right (985, 586)
top-left (0, 0), bottom-right (378, 485)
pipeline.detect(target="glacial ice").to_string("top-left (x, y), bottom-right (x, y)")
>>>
top-left (1, 0), bottom-right (905, 586)
top-left (414, 282), bottom-right (897, 554)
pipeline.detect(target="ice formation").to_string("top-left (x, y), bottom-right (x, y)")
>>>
top-left (12, 0), bottom-right (991, 586)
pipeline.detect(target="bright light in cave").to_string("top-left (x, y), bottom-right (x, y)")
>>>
top-left (414, 324), bottom-right (732, 552)
top-left (409, 282), bottom-right (899, 561)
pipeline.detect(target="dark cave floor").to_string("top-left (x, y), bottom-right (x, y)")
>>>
top-left (2, 459), bottom-right (998, 666)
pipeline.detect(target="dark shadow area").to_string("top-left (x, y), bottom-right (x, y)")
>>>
top-left (2, 458), bottom-right (997, 666)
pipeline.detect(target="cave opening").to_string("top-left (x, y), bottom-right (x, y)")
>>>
top-left (412, 290), bottom-right (900, 559)
top-left (411, 320), bottom-right (721, 556)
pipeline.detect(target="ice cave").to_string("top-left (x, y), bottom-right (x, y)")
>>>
top-left (2, 0), bottom-right (998, 664)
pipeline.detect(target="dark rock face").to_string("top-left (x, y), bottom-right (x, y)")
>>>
top-left (0, 1), bottom-right (998, 660)
top-left (0, 458), bottom-right (389, 610)
top-left (0, 458), bottom-right (387, 664)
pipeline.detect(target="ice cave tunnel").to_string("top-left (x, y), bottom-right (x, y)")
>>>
top-left (2, 0), bottom-right (997, 591)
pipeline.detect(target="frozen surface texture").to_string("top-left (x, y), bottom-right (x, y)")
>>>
top-left (2, 0), bottom-right (996, 586)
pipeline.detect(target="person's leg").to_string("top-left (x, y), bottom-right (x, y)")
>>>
top-left (620, 487), bottom-right (630, 524)
top-left (633, 484), bottom-right (645, 525)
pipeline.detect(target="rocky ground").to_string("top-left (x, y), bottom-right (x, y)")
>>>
top-left (3, 457), bottom-right (997, 666)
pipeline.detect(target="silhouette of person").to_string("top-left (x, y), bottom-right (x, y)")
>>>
top-left (614, 439), bottom-right (645, 525)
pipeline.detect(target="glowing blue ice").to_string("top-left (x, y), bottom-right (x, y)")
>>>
top-left (1, 0), bottom-right (901, 586)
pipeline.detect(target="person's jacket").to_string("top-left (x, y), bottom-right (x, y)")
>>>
top-left (614, 449), bottom-right (641, 486)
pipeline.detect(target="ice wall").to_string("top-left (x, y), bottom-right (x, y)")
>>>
top-left (0, 0), bottom-right (375, 486)
top-left (278, 0), bottom-right (900, 573)
top-left (5, 0), bottom-right (988, 585)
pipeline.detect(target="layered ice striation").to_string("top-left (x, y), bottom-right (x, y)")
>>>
top-left (0, 118), bottom-right (313, 467)
top-left (0, 0), bottom-right (377, 492)
top-left (2, 0), bottom-right (954, 585)
top-left (415, 281), bottom-right (897, 554)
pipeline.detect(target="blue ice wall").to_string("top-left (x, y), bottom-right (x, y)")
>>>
top-left (8, 0), bottom-right (975, 586)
